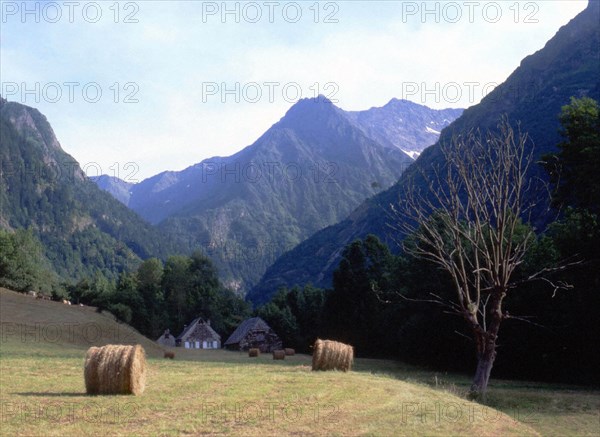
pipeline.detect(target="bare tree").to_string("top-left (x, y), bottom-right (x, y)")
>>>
top-left (391, 119), bottom-right (546, 397)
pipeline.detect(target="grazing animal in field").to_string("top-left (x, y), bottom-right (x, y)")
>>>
top-left (164, 351), bottom-right (175, 359)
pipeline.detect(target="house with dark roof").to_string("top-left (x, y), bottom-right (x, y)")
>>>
top-left (176, 317), bottom-right (221, 349)
top-left (156, 329), bottom-right (176, 347)
top-left (224, 317), bottom-right (282, 352)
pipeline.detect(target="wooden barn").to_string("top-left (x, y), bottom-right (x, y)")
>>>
top-left (224, 317), bottom-right (282, 352)
top-left (176, 317), bottom-right (221, 349)
top-left (156, 329), bottom-right (176, 347)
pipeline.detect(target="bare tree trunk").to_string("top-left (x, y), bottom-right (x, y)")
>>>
top-left (469, 287), bottom-right (505, 399)
top-left (470, 339), bottom-right (497, 398)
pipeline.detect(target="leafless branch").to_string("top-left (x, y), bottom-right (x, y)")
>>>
top-left (454, 330), bottom-right (474, 342)
top-left (503, 313), bottom-right (550, 330)
top-left (392, 290), bottom-right (462, 315)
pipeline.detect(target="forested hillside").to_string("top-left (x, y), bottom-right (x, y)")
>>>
top-left (0, 98), bottom-right (179, 290)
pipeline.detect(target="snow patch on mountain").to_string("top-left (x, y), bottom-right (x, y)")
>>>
top-left (401, 149), bottom-right (421, 160)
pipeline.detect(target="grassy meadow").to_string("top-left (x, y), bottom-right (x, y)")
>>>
top-left (1, 288), bottom-right (598, 436)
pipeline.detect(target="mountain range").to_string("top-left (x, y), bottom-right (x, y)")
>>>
top-left (6, 1), bottom-right (596, 303)
top-left (249, 0), bottom-right (600, 304)
top-left (93, 99), bottom-right (461, 292)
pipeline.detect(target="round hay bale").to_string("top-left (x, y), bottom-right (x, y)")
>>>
top-left (248, 348), bottom-right (260, 357)
top-left (311, 339), bottom-right (353, 372)
top-left (84, 344), bottom-right (146, 395)
top-left (284, 348), bottom-right (295, 356)
top-left (273, 350), bottom-right (286, 360)
top-left (164, 351), bottom-right (175, 359)
top-left (84, 346), bottom-right (100, 394)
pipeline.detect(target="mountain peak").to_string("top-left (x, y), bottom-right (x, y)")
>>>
top-left (296, 94), bottom-right (334, 105)
top-left (384, 98), bottom-right (416, 107)
top-left (0, 100), bottom-right (77, 171)
top-left (284, 94), bottom-right (336, 115)
top-left (275, 94), bottom-right (345, 131)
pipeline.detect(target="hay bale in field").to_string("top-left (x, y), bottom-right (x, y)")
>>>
top-left (84, 346), bottom-right (100, 394)
top-left (284, 348), bottom-right (295, 356)
top-left (273, 350), bottom-right (285, 360)
top-left (311, 339), bottom-right (353, 372)
top-left (84, 344), bottom-right (146, 395)
top-left (248, 348), bottom-right (260, 357)
top-left (164, 351), bottom-right (175, 359)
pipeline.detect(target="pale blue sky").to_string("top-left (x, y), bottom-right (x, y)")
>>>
top-left (0, 1), bottom-right (588, 180)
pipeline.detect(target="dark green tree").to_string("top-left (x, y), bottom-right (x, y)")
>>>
top-left (111, 272), bottom-right (143, 325)
top-left (187, 251), bottom-right (222, 326)
top-left (0, 229), bottom-right (50, 292)
top-left (544, 97), bottom-right (600, 213)
top-left (256, 284), bottom-right (326, 352)
top-left (286, 284), bottom-right (327, 350)
top-left (137, 258), bottom-right (165, 337)
top-left (325, 235), bottom-right (395, 355)
top-left (256, 290), bottom-right (299, 347)
top-left (162, 255), bottom-right (192, 334)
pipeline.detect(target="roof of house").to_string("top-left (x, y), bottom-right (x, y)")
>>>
top-left (224, 317), bottom-right (273, 345)
top-left (176, 317), bottom-right (221, 342)
top-left (156, 332), bottom-right (175, 341)
top-left (156, 329), bottom-right (175, 346)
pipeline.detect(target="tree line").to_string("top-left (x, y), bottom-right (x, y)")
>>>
top-left (66, 252), bottom-right (252, 340)
top-left (0, 242), bottom-right (251, 340)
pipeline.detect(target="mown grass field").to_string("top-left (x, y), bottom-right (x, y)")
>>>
top-left (1, 288), bottom-right (598, 436)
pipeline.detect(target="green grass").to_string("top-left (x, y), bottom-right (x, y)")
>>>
top-left (1, 288), bottom-right (598, 436)
top-left (352, 358), bottom-right (600, 437)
